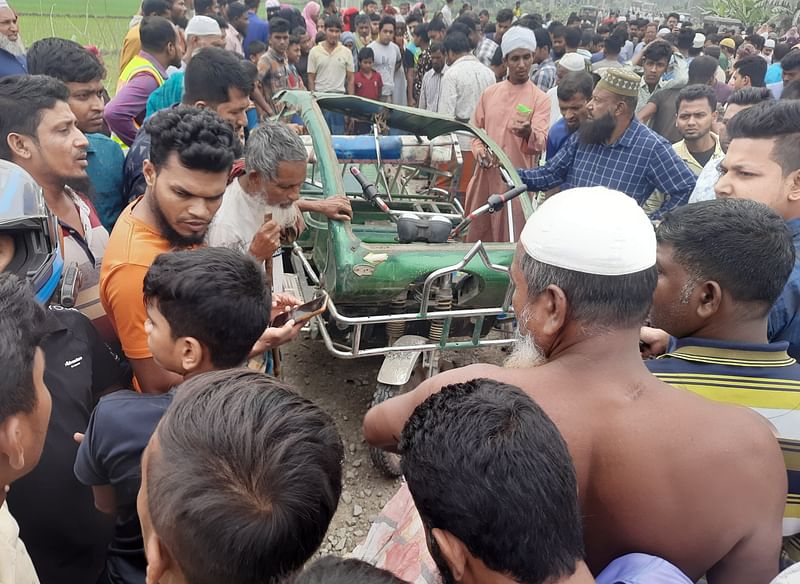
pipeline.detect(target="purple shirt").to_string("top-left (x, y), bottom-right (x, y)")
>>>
top-left (104, 51), bottom-right (167, 146)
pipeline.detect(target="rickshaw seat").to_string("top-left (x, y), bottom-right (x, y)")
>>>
top-left (331, 136), bottom-right (403, 161)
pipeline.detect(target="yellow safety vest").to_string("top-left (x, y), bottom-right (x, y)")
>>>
top-left (113, 54), bottom-right (165, 149)
top-left (116, 54), bottom-right (165, 93)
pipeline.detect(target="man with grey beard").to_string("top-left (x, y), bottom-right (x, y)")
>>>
top-left (0, 0), bottom-right (26, 77)
top-left (207, 120), bottom-right (352, 294)
top-left (364, 186), bottom-right (786, 584)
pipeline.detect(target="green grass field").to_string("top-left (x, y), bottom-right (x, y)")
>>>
top-left (17, 0), bottom-right (147, 90)
top-left (15, 0), bottom-right (141, 17)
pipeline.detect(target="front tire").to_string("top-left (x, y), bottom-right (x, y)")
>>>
top-left (369, 382), bottom-right (404, 477)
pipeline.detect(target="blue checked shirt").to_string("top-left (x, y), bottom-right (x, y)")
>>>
top-left (518, 119), bottom-right (696, 219)
top-left (531, 57), bottom-right (557, 91)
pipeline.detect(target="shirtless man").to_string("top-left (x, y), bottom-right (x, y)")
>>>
top-left (364, 187), bottom-right (786, 583)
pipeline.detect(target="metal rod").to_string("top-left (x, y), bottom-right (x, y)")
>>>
top-left (315, 316), bottom-right (514, 359)
top-left (352, 323), bottom-right (363, 356)
top-left (419, 241), bottom-right (510, 315)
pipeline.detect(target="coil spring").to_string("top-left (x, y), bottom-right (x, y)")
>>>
top-left (386, 298), bottom-right (407, 344)
top-left (428, 295), bottom-right (453, 343)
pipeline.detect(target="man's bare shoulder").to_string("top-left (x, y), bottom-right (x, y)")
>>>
top-left (653, 377), bottom-right (782, 456)
top-left (421, 362), bottom-right (530, 393)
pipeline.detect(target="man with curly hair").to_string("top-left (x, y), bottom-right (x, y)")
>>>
top-left (100, 106), bottom-right (239, 394)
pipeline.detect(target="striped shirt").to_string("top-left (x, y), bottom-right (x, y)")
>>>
top-left (646, 337), bottom-right (800, 538)
top-left (418, 67), bottom-right (445, 112)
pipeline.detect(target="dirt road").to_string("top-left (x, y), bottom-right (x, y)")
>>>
top-left (282, 334), bottom-right (508, 557)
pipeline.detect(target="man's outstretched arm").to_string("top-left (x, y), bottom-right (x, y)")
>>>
top-left (363, 363), bottom-right (494, 451)
top-left (517, 133), bottom-right (577, 193)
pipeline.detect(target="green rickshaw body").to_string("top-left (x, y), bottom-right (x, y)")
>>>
top-left (275, 91), bottom-right (531, 310)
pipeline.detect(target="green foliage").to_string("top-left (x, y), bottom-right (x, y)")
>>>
top-left (760, 0), bottom-right (800, 25)
top-left (706, 0), bottom-right (770, 24)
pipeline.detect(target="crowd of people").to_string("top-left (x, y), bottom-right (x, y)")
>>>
top-left (1, 0), bottom-right (800, 582)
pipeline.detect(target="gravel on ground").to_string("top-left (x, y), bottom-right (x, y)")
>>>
top-left (282, 334), bottom-right (508, 557)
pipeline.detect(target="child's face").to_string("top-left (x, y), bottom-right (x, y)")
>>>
top-left (360, 57), bottom-right (374, 72)
top-left (288, 42), bottom-right (301, 63)
top-left (145, 301), bottom-right (183, 373)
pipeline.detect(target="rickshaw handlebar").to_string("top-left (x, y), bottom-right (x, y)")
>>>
top-left (450, 185), bottom-right (528, 239)
top-left (486, 185), bottom-right (528, 212)
top-left (349, 167), bottom-right (395, 221)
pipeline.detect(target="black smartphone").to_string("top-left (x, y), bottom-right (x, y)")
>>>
top-left (271, 294), bottom-right (328, 328)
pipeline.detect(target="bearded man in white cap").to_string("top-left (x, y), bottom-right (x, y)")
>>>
top-left (463, 24), bottom-right (550, 243)
top-left (0, 0), bottom-right (26, 78)
top-left (365, 186), bottom-right (786, 584)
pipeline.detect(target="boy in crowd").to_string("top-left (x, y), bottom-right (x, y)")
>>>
top-left (137, 368), bottom-right (343, 583)
top-left (248, 39), bottom-right (267, 64)
top-left (76, 247), bottom-right (271, 583)
top-left (369, 16), bottom-right (402, 103)
top-left (352, 46), bottom-right (382, 131)
top-left (287, 35), bottom-right (306, 89)
top-left (353, 47), bottom-right (382, 98)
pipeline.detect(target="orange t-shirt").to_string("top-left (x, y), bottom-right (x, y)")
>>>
top-left (100, 197), bottom-right (170, 363)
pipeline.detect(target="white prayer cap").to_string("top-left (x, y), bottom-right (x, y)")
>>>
top-left (558, 52), bottom-right (586, 72)
top-left (657, 27), bottom-right (670, 37)
top-left (501, 26), bottom-right (537, 58)
top-left (185, 15), bottom-right (221, 37)
top-left (520, 187), bottom-right (656, 276)
top-left (765, 38), bottom-right (776, 48)
top-left (693, 33), bottom-right (705, 49)
top-left (0, 1), bottom-right (9, 9)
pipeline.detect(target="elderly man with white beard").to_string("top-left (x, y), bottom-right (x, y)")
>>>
top-left (207, 121), bottom-right (352, 294)
top-left (364, 186), bottom-right (787, 584)
top-left (0, 0), bottom-right (25, 77)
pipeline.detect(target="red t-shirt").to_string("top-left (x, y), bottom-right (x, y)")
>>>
top-left (354, 70), bottom-right (383, 101)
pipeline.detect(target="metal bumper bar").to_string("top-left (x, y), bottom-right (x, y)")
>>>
top-left (291, 242), bottom-right (516, 359)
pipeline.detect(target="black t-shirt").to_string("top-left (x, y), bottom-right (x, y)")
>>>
top-left (7, 306), bottom-right (122, 584)
top-left (403, 47), bottom-right (415, 71)
top-left (74, 389), bottom-right (175, 584)
top-left (690, 144), bottom-right (717, 169)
